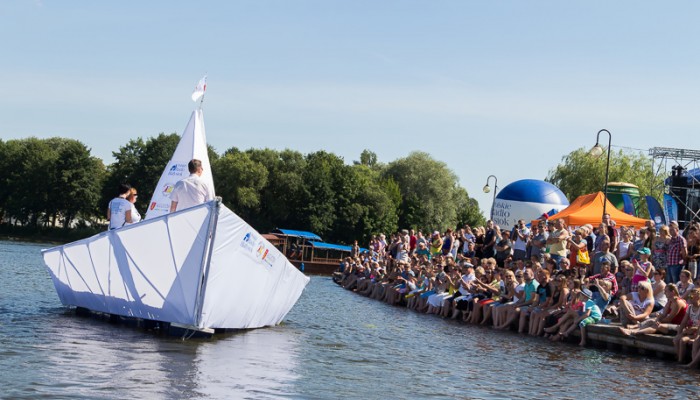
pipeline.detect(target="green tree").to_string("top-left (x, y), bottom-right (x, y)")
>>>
top-left (299, 151), bottom-right (346, 239)
top-left (344, 164), bottom-right (399, 243)
top-left (546, 147), bottom-right (662, 217)
top-left (0, 138), bottom-right (104, 227)
top-left (212, 151), bottom-right (268, 222)
top-left (47, 138), bottom-right (105, 227)
top-left (383, 151), bottom-right (481, 231)
top-left (138, 133), bottom-right (182, 199)
top-left (101, 137), bottom-right (146, 215)
top-left (246, 148), bottom-right (307, 232)
top-left (0, 140), bottom-right (13, 222)
top-left (355, 149), bottom-right (379, 168)
top-left (454, 187), bottom-right (486, 228)
top-left (4, 138), bottom-right (56, 226)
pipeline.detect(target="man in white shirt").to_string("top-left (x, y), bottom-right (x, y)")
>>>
top-left (169, 159), bottom-right (212, 212)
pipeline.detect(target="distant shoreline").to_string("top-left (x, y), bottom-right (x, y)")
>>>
top-left (0, 235), bottom-right (66, 246)
top-left (0, 225), bottom-right (103, 246)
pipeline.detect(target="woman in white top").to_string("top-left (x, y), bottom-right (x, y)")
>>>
top-left (125, 188), bottom-right (142, 225)
top-left (618, 280), bottom-right (655, 327)
top-left (616, 229), bottom-right (634, 262)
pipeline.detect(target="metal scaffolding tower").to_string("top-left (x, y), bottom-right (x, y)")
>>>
top-left (649, 147), bottom-right (700, 226)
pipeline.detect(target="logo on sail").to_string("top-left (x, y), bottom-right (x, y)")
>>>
top-left (241, 232), bottom-right (275, 268)
top-left (257, 244), bottom-right (275, 267)
top-left (167, 163), bottom-right (186, 176)
top-left (161, 184), bottom-right (175, 197)
top-left (241, 232), bottom-right (259, 253)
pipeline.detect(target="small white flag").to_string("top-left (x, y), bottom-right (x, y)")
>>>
top-left (191, 75), bottom-right (207, 102)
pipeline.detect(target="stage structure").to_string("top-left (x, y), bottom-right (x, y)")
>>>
top-left (649, 147), bottom-right (700, 228)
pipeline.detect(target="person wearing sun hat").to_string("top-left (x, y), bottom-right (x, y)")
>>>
top-left (561, 288), bottom-right (602, 346)
top-left (631, 247), bottom-right (653, 293)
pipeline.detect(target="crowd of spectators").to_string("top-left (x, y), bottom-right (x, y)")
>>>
top-left (337, 215), bottom-right (700, 366)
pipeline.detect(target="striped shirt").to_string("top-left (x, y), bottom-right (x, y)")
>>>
top-left (667, 235), bottom-right (687, 266)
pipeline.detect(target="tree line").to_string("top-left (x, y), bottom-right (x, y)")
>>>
top-left (0, 135), bottom-right (486, 244)
top-left (0, 134), bottom-right (662, 244)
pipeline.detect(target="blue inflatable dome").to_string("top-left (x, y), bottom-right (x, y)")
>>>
top-left (495, 179), bottom-right (569, 206)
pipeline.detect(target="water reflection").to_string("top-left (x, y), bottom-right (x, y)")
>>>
top-left (193, 329), bottom-right (302, 399)
top-left (3, 240), bottom-right (700, 399)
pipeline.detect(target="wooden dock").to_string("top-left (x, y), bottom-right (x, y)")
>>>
top-left (541, 321), bottom-right (690, 361)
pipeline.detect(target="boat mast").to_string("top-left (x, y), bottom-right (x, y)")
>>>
top-left (194, 198), bottom-right (221, 329)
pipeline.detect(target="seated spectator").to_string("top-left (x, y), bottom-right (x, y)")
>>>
top-left (530, 273), bottom-right (569, 336)
top-left (620, 283), bottom-right (687, 336)
top-left (495, 268), bottom-right (539, 330)
top-left (678, 269), bottom-right (696, 300)
top-left (468, 269), bottom-right (502, 324)
top-left (617, 260), bottom-right (634, 298)
top-left (491, 270), bottom-right (524, 327)
top-left (651, 269), bottom-right (667, 312)
top-left (560, 288), bottom-right (602, 346)
top-left (674, 288), bottom-right (700, 364)
top-left (618, 280), bottom-right (655, 328)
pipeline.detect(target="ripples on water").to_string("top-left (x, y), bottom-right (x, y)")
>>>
top-left (1, 240), bottom-right (699, 399)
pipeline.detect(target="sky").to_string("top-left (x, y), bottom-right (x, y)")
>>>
top-left (2, 1), bottom-right (700, 216)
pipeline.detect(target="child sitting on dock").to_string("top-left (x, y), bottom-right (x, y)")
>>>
top-left (560, 288), bottom-right (602, 346)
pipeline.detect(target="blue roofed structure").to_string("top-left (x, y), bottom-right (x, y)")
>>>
top-left (272, 229), bottom-right (322, 241)
top-left (309, 241), bottom-right (352, 252)
top-left (308, 241), bottom-right (367, 253)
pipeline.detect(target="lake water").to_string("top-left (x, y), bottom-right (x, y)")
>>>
top-left (1, 239), bottom-right (699, 399)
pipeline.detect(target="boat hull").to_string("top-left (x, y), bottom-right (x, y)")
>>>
top-left (42, 200), bottom-right (309, 330)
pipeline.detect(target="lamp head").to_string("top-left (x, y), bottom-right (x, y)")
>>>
top-left (483, 184), bottom-right (491, 193)
top-left (589, 144), bottom-right (604, 157)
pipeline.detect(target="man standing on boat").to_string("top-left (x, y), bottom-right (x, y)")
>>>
top-left (169, 159), bottom-right (212, 212)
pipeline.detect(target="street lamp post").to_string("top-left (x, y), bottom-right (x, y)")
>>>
top-left (589, 129), bottom-right (612, 220)
top-left (482, 175), bottom-right (498, 220)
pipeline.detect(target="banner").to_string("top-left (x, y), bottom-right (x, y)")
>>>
top-left (663, 193), bottom-right (679, 224)
top-left (622, 194), bottom-right (637, 216)
top-left (645, 195), bottom-right (665, 226)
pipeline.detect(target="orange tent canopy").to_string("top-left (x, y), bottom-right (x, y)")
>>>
top-left (547, 192), bottom-right (648, 228)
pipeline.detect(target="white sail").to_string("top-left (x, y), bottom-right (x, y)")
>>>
top-left (145, 109), bottom-right (215, 220)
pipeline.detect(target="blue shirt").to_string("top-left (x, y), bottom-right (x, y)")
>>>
top-left (524, 280), bottom-right (540, 302)
top-left (584, 299), bottom-right (602, 320)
